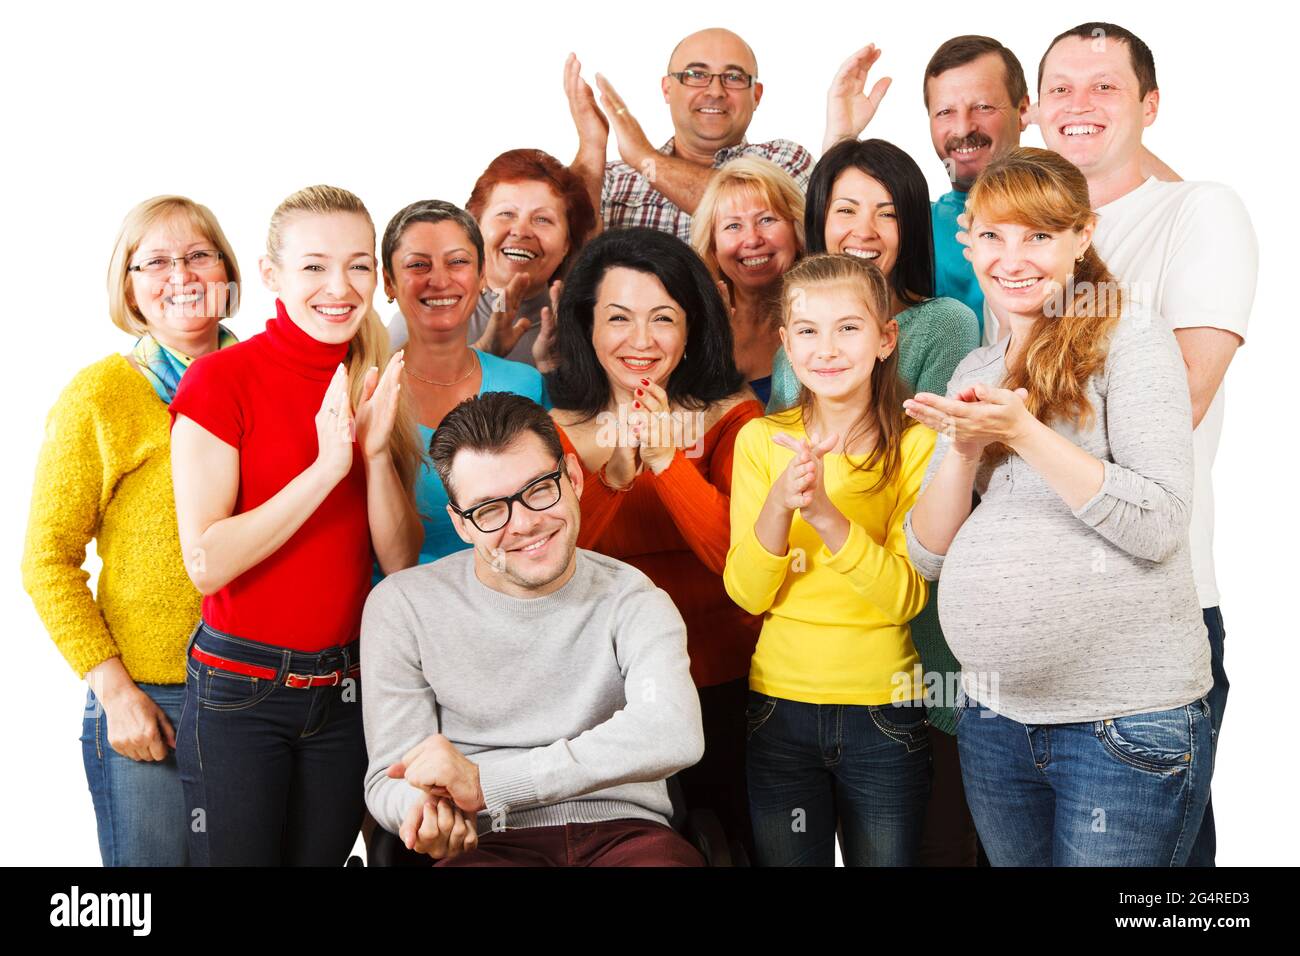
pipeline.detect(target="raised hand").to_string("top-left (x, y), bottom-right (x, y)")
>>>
top-left (474, 273), bottom-right (532, 357)
top-left (532, 279), bottom-right (562, 372)
top-left (565, 53), bottom-right (609, 150)
top-left (314, 363), bottom-right (354, 484)
top-left (632, 378), bottom-right (685, 476)
top-left (595, 72), bottom-right (655, 171)
top-left (354, 350), bottom-right (404, 461)
top-left (823, 44), bottom-right (892, 153)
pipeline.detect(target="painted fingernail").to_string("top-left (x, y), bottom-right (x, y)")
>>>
top-left (640, 378), bottom-right (649, 385)
top-left (633, 401), bottom-right (640, 408)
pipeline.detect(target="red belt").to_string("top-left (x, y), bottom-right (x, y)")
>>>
top-left (191, 645), bottom-right (360, 689)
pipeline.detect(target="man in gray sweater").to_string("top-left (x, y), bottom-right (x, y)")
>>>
top-left (360, 392), bottom-right (706, 866)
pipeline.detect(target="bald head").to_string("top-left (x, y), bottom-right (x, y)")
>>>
top-left (667, 27), bottom-right (758, 77)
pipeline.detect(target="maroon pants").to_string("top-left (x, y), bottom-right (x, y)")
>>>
top-left (435, 819), bottom-right (705, 867)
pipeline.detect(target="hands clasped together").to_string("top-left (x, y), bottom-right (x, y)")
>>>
top-left (903, 383), bottom-right (1032, 460)
top-left (387, 733), bottom-right (485, 861)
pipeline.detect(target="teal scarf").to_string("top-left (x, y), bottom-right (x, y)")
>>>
top-left (132, 325), bottom-right (238, 404)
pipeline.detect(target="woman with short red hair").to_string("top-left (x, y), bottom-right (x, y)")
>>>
top-left (388, 149), bottom-right (596, 370)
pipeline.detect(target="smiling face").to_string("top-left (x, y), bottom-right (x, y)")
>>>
top-left (590, 266), bottom-right (688, 396)
top-left (926, 52), bottom-right (1027, 190)
top-left (261, 211), bottom-right (376, 345)
top-left (969, 214), bottom-right (1094, 321)
top-left (127, 216), bottom-right (230, 343)
top-left (479, 180), bottom-right (571, 297)
top-left (1038, 36), bottom-right (1157, 182)
top-left (448, 432), bottom-right (582, 598)
top-left (823, 168), bottom-right (899, 280)
top-left (383, 219), bottom-right (484, 337)
top-left (662, 29), bottom-right (762, 158)
top-left (779, 281), bottom-right (896, 402)
top-left (713, 188), bottom-right (799, 293)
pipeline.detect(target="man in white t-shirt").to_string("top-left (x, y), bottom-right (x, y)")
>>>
top-left (1024, 21), bottom-right (1258, 867)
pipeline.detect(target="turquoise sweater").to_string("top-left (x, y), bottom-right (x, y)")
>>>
top-left (766, 295), bottom-right (979, 734)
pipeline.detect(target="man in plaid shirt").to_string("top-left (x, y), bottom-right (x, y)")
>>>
top-left (564, 28), bottom-right (813, 243)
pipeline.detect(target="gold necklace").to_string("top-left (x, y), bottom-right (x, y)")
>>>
top-left (404, 350), bottom-right (479, 387)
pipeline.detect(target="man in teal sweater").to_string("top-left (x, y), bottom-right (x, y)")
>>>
top-left (360, 392), bottom-right (705, 866)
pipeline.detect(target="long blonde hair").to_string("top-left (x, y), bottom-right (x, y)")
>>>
top-left (266, 185), bottom-right (423, 491)
top-left (108, 195), bottom-right (241, 335)
top-left (966, 148), bottom-right (1122, 459)
top-left (776, 253), bottom-right (913, 493)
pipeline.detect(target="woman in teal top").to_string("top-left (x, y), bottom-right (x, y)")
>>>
top-left (768, 138), bottom-right (980, 866)
top-left (380, 200), bottom-right (551, 571)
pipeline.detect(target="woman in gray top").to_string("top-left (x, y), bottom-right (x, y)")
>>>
top-left (902, 149), bottom-right (1212, 867)
top-left (387, 149), bottom-right (596, 370)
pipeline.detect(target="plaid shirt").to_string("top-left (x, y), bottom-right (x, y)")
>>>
top-left (601, 137), bottom-right (813, 242)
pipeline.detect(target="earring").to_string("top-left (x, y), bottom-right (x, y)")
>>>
top-left (1076, 252), bottom-right (1085, 262)
top-left (387, 296), bottom-right (395, 304)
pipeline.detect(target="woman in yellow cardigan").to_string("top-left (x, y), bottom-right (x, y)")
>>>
top-left (22, 196), bottom-right (240, 866)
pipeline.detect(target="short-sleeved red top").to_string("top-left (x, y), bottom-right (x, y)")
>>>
top-left (169, 300), bottom-right (371, 651)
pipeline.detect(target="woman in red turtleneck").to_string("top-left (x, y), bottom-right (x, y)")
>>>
top-left (168, 186), bottom-right (423, 866)
top-left (546, 228), bottom-right (763, 861)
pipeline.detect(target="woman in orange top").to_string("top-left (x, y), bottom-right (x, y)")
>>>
top-left (547, 227), bottom-right (762, 860)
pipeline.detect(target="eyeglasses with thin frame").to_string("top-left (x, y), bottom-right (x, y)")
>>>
top-left (667, 69), bottom-right (754, 90)
top-left (450, 459), bottom-right (565, 534)
top-left (128, 249), bottom-right (224, 276)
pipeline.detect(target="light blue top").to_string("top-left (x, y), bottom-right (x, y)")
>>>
top-left (932, 189), bottom-right (984, 334)
top-left (375, 350), bottom-right (550, 581)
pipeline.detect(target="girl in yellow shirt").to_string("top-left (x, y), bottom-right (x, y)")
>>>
top-left (724, 253), bottom-right (935, 866)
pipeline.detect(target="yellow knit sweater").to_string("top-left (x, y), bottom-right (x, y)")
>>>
top-left (22, 354), bottom-right (201, 684)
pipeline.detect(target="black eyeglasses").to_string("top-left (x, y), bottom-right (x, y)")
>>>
top-left (667, 69), bottom-right (754, 90)
top-left (128, 249), bottom-right (224, 275)
top-left (449, 460), bottom-right (565, 533)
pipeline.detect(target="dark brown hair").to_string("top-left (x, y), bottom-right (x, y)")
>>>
top-left (924, 35), bottom-right (1028, 110)
top-left (1038, 22), bottom-right (1157, 99)
top-left (429, 392), bottom-right (564, 506)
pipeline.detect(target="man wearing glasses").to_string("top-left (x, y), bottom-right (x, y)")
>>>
top-left (360, 392), bottom-right (706, 865)
top-left (565, 27), bottom-right (812, 241)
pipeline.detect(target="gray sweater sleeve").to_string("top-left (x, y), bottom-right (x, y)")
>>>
top-left (1070, 311), bottom-right (1194, 562)
top-left (476, 585), bottom-right (704, 817)
top-left (360, 581), bottom-right (435, 835)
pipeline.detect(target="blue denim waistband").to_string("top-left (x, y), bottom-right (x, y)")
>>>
top-left (187, 620), bottom-right (360, 678)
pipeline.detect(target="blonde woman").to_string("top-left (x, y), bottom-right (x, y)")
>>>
top-left (168, 185), bottom-right (423, 866)
top-left (22, 196), bottom-right (241, 866)
top-left (690, 156), bottom-right (805, 406)
top-left (904, 148), bottom-right (1212, 866)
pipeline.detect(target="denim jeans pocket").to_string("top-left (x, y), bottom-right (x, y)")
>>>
top-left (196, 666), bottom-right (278, 712)
top-left (868, 702), bottom-right (931, 751)
top-left (745, 691), bottom-right (778, 740)
top-left (1097, 703), bottom-right (1196, 775)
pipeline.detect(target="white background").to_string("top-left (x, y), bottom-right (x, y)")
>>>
top-left (2, 0), bottom-right (1293, 866)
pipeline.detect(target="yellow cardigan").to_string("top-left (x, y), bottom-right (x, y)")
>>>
top-left (22, 354), bottom-right (201, 684)
top-left (723, 412), bottom-right (935, 705)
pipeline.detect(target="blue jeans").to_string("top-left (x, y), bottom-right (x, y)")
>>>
top-left (956, 691), bottom-right (1213, 866)
top-left (81, 682), bottom-right (189, 866)
top-left (177, 622), bottom-right (368, 866)
top-left (1186, 606), bottom-right (1227, 867)
top-left (746, 691), bottom-right (931, 866)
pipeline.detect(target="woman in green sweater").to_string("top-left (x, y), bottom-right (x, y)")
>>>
top-left (22, 196), bottom-right (241, 866)
top-left (767, 138), bottom-right (980, 866)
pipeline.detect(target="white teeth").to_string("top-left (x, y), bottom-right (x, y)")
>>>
top-left (421, 298), bottom-right (458, 307)
top-left (740, 255), bottom-right (771, 267)
top-left (997, 277), bottom-right (1039, 289)
top-left (1063, 124), bottom-right (1102, 136)
top-left (501, 247), bottom-right (537, 261)
top-left (621, 358), bottom-right (654, 368)
top-left (699, 108), bottom-right (725, 113)
top-left (520, 533), bottom-right (551, 552)
top-left (844, 248), bottom-right (880, 259)
top-left (953, 145), bottom-right (983, 154)
top-left (315, 305), bottom-right (351, 315)
top-left (168, 293), bottom-right (201, 304)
